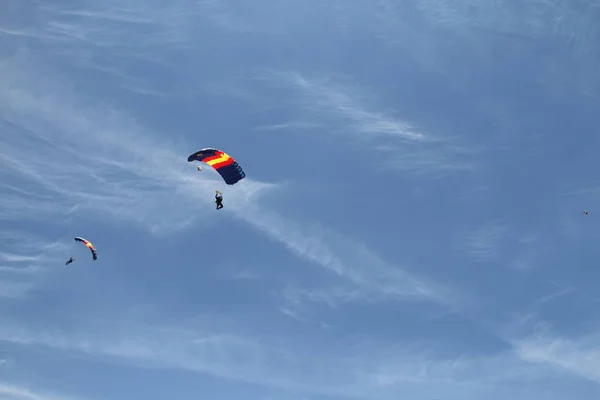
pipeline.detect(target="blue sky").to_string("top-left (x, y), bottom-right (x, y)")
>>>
top-left (2, 0), bottom-right (600, 399)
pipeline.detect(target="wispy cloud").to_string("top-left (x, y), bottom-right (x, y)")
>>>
top-left (3, 1), bottom-right (462, 312)
top-left (0, 320), bottom-right (351, 396)
top-left (235, 206), bottom-right (459, 307)
top-left (0, 319), bottom-right (556, 399)
top-left (0, 49), bottom-right (452, 308)
top-left (0, 230), bottom-right (68, 298)
top-left (282, 285), bottom-right (364, 310)
top-left (466, 220), bottom-right (509, 263)
top-left (0, 230), bottom-right (67, 269)
top-left (259, 70), bottom-right (425, 141)
top-left (2, 2), bottom-right (200, 53)
top-left (367, 0), bottom-right (600, 101)
top-left (3, 1), bottom-right (598, 400)
top-left (0, 253), bottom-right (40, 264)
top-left (256, 70), bottom-right (473, 175)
top-left (514, 330), bottom-right (600, 384)
top-left (0, 383), bottom-right (83, 400)
top-left (0, 1), bottom-right (247, 101)
top-left (409, 0), bottom-right (600, 53)
top-left (0, 51), bottom-right (275, 235)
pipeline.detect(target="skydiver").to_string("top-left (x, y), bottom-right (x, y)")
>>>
top-left (584, 211), bottom-right (589, 215)
top-left (215, 190), bottom-right (223, 210)
top-left (65, 257), bottom-right (75, 265)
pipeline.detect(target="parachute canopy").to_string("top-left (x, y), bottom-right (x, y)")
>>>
top-left (74, 237), bottom-right (97, 260)
top-left (187, 148), bottom-right (245, 185)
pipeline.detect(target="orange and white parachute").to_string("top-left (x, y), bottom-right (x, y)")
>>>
top-left (74, 237), bottom-right (97, 260)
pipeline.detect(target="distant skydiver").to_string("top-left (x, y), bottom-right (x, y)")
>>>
top-left (215, 190), bottom-right (223, 210)
top-left (65, 257), bottom-right (75, 265)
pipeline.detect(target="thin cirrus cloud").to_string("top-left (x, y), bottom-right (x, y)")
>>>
top-left (0, 318), bottom-right (562, 399)
top-left (0, 52), bottom-right (275, 234)
top-left (2, 2), bottom-right (600, 400)
top-left (0, 51), bottom-right (452, 308)
top-left (0, 322), bottom-right (331, 394)
top-left (466, 220), bottom-right (510, 263)
top-left (0, 381), bottom-right (86, 400)
top-left (261, 70), bottom-right (426, 141)
top-left (253, 70), bottom-right (474, 175)
top-left (3, 2), bottom-right (473, 176)
top-left (513, 330), bottom-right (600, 385)
top-left (1, 0), bottom-right (461, 315)
top-left (0, 230), bottom-right (68, 298)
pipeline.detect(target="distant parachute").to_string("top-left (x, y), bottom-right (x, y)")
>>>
top-left (187, 148), bottom-right (246, 185)
top-left (74, 237), bottom-right (97, 260)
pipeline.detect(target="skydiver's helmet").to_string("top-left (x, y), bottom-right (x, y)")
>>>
top-left (197, 165), bottom-right (203, 171)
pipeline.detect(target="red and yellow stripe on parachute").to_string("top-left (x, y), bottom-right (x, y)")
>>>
top-left (187, 148), bottom-right (246, 185)
top-left (74, 237), bottom-right (97, 260)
